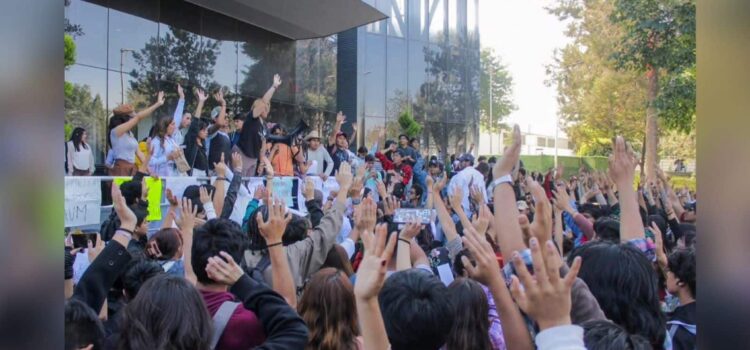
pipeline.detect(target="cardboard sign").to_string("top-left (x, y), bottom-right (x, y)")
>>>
top-left (65, 177), bottom-right (102, 227)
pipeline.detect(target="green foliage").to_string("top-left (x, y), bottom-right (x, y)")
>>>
top-left (64, 122), bottom-right (72, 140)
top-left (398, 110), bottom-right (422, 138)
top-left (480, 48), bottom-right (515, 133)
top-left (547, 0), bottom-right (647, 156)
top-left (611, 0), bottom-right (696, 132)
top-left (669, 175), bottom-right (696, 192)
top-left (64, 34), bottom-right (76, 68)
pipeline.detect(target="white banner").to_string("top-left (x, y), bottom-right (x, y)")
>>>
top-left (65, 177), bottom-right (102, 227)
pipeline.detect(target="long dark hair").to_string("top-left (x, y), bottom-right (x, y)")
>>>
top-left (297, 268), bottom-right (359, 350)
top-left (118, 274), bottom-right (212, 350)
top-left (154, 116), bottom-right (174, 149)
top-left (70, 127), bottom-right (88, 152)
top-left (568, 241), bottom-right (666, 349)
top-left (107, 114), bottom-right (131, 148)
top-left (445, 278), bottom-right (493, 350)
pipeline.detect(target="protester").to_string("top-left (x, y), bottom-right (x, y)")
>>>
top-left (67, 102), bottom-right (698, 350)
top-left (236, 74), bottom-right (282, 176)
top-left (66, 127), bottom-right (95, 176)
top-left (303, 130), bottom-right (334, 179)
top-left (107, 92), bottom-right (164, 176)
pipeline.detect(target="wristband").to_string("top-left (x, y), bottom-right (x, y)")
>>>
top-left (216, 177), bottom-right (229, 182)
top-left (490, 174), bottom-right (513, 190)
top-left (398, 238), bottom-right (411, 245)
top-left (116, 227), bottom-right (133, 240)
top-left (267, 241), bottom-right (283, 249)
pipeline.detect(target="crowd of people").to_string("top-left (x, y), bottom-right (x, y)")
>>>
top-left (64, 75), bottom-right (697, 350)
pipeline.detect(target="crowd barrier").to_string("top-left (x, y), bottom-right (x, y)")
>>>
top-left (64, 175), bottom-right (343, 234)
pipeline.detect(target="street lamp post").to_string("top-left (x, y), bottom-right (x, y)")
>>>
top-left (361, 70), bottom-right (372, 149)
top-left (120, 48), bottom-right (134, 104)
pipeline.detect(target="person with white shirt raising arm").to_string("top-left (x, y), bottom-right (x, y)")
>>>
top-left (446, 153), bottom-right (488, 215)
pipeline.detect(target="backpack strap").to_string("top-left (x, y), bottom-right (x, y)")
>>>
top-left (211, 301), bottom-right (241, 350)
top-left (667, 320), bottom-right (697, 337)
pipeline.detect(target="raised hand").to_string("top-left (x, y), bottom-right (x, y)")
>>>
top-left (213, 89), bottom-right (225, 105)
top-left (231, 152), bottom-right (243, 173)
top-left (551, 184), bottom-right (574, 214)
top-left (383, 195), bottom-right (399, 216)
top-left (166, 188), bottom-right (179, 208)
top-left (354, 223), bottom-right (397, 300)
top-left (206, 251), bottom-right (245, 285)
top-left (112, 183), bottom-right (136, 230)
top-left (651, 222), bottom-right (668, 271)
top-left (177, 83), bottom-right (184, 99)
top-left (336, 111), bottom-right (346, 124)
top-left (448, 187), bottom-right (464, 211)
top-left (526, 177), bottom-right (552, 244)
top-left (156, 91), bottom-right (165, 106)
top-left (433, 174), bottom-right (448, 193)
top-left (608, 136), bottom-right (636, 186)
top-left (509, 238), bottom-right (582, 331)
top-left (494, 124), bottom-right (521, 179)
top-left (470, 184), bottom-right (485, 205)
top-left (176, 197), bottom-right (198, 233)
top-left (460, 225), bottom-right (504, 288)
top-left (399, 220), bottom-right (423, 241)
top-left (257, 197), bottom-right (292, 245)
top-left (335, 162), bottom-right (354, 192)
top-left (214, 153), bottom-right (227, 177)
top-left (86, 233), bottom-right (104, 262)
top-left (354, 197), bottom-right (378, 233)
top-left (273, 74), bottom-right (282, 88)
top-left (199, 186), bottom-right (213, 205)
top-left (472, 204), bottom-right (492, 234)
top-left (195, 88), bottom-right (208, 102)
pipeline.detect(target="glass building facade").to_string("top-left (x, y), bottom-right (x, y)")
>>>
top-left (64, 0), bottom-right (479, 167)
top-left (348, 0), bottom-right (480, 156)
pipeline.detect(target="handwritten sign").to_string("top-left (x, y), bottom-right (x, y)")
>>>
top-left (65, 177), bottom-right (102, 227)
top-left (393, 208), bottom-right (434, 224)
top-left (271, 177), bottom-right (296, 208)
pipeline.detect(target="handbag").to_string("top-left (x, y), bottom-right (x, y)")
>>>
top-left (174, 150), bottom-right (191, 173)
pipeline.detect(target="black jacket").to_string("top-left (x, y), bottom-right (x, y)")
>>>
top-left (72, 240), bottom-right (133, 314)
top-left (229, 274), bottom-right (308, 350)
top-left (669, 302), bottom-right (696, 350)
top-left (209, 132), bottom-right (232, 171)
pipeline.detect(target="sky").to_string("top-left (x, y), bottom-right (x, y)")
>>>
top-left (479, 0), bottom-right (572, 138)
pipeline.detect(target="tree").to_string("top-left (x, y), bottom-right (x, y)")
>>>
top-left (65, 83), bottom-right (108, 159)
top-left (64, 34), bottom-right (76, 69)
top-left (479, 48), bottom-right (515, 133)
top-left (610, 0), bottom-right (695, 181)
top-left (130, 27), bottom-right (222, 115)
top-left (547, 0), bottom-right (648, 156)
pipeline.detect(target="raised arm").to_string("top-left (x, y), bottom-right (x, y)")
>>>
top-left (212, 153), bottom-right (228, 216)
top-left (172, 84), bottom-right (185, 131)
top-left (608, 136), bottom-right (642, 242)
top-left (262, 74), bottom-right (282, 105)
top-left (194, 88), bottom-right (208, 119)
top-left (258, 197), bottom-right (297, 308)
top-left (491, 125), bottom-right (528, 261)
top-left (113, 91), bottom-right (164, 137)
top-left (354, 223), bottom-right (397, 350)
top-left (177, 198), bottom-right (199, 285)
top-left (329, 112), bottom-right (345, 147)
